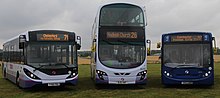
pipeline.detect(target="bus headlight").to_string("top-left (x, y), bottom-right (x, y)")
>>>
top-left (23, 68), bottom-right (40, 80)
top-left (205, 73), bottom-right (209, 77)
top-left (209, 67), bottom-right (212, 70)
top-left (96, 70), bottom-right (108, 80)
top-left (166, 73), bottom-right (170, 77)
top-left (72, 72), bottom-right (76, 76)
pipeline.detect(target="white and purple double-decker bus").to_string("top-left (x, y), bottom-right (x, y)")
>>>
top-left (91, 2), bottom-right (148, 85)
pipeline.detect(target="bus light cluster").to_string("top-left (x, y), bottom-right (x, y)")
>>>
top-left (137, 70), bottom-right (147, 80)
top-left (96, 70), bottom-right (108, 80)
top-left (164, 71), bottom-right (172, 77)
top-left (23, 68), bottom-right (40, 80)
top-left (203, 67), bottom-right (213, 77)
top-left (67, 69), bottom-right (78, 79)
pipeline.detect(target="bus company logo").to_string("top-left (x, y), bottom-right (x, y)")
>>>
top-left (52, 71), bottom-right (57, 75)
top-left (9, 64), bottom-right (13, 69)
top-left (185, 70), bottom-right (189, 74)
top-left (121, 78), bottom-right (125, 81)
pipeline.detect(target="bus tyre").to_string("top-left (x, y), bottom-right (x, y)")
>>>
top-left (90, 71), bottom-right (93, 79)
top-left (3, 69), bottom-right (6, 79)
top-left (91, 69), bottom-right (94, 80)
top-left (16, 73), bottom-right (21, 88)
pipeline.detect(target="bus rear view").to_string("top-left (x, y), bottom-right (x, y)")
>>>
top-left (161, 32), bottom-right (215, 85)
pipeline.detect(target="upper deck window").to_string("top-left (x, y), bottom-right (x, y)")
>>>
top-left (100, 4), bottom-right (144, 26)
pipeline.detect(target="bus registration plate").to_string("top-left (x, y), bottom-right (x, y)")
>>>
top-left (48, 83), bottom-right (60, 86)
top-left (181, 82), bottom-right (193, 85)
top-left (117, 81), bottom-right (126, 84)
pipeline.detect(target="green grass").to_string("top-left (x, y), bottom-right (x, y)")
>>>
top-left (0, 63), bottom-right (220, 98)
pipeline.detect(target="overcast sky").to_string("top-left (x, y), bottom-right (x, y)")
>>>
top-left (0, 0), bottom-right (220, 50)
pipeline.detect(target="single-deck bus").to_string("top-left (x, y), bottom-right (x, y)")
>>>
top-left (91, 2), bottom-right (148, 84)
top-left (160, 32), bottom-right (216, 85)
top-left (2, 30), bottom-right (81, 88)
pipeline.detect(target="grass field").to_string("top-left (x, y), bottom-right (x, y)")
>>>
top-left (0, 63), bottom-right (220, 98)
top-left (78, 55), bottom-right (220, 65)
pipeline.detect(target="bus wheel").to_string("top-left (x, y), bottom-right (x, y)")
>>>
top-left (3, 69), bottom-right (6, 79)
top-left (16, 73), bottom-right (21, 88)
top-left (90, 69), bottom-right (94, 79)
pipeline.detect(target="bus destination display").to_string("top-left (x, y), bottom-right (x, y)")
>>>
top-left (171, 35), bottom-right (202, 42)
top-left (37, 34), bottom-right (69, 41)
top-left (106, 32), bottom-right (137, 39)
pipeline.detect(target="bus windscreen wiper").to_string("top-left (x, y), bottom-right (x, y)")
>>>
top-left (102, 40), bottom-right (114, 45)
top-left (33, 64), bottom-right (48, 72)
top-left (54, 63), bottom-right (69, 68)
top-left (174, 64), bottom-right (198, 68)
top-left (117, 40), bottom-right (143, 45)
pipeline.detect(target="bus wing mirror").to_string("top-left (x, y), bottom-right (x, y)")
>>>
top-left (146, 40), bottom-right (151, 56)
top-left (214, 48), bottom-right (218, 54)
top-left (19, 35), bottom-right (26, 49)
top-left (147, 48), bottom-right (151, 56)
top-left (91, 45), bottom-right (96, 52)
top-left (76, 44), bottom-right (81, 50)
top-left (212, 37), bottom-right (217, 54)
top-left (76, 36), bottom-right (81, 50)
top-left (157, 42), bottom-right (161, 48)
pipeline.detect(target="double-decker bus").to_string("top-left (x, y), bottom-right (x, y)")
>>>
top-left (160, 32), bottom-right (216, 85)
top-left (2, 30), bottom-right (81, 88)
top-left (91, 2), bottom-right (148, 84)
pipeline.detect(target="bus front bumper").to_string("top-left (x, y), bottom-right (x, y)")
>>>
top-left (19, 75), bottom-right (78, 88)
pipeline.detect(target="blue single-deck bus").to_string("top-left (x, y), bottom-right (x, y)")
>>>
top-left (160, 32), bottom-right (216, 85)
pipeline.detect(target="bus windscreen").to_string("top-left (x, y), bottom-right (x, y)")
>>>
top-left (163, 44), bottom-right (210, 68)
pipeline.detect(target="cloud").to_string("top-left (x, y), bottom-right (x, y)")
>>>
top-left (0, 0), bottom-right (220, 49)
top-left (146, 0), bottom-right (220, 49)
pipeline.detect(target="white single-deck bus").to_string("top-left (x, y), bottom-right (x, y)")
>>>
top-left (2, 30), bottom-right (81, 88)
top-left (91, 2), bottom-right (148, 84)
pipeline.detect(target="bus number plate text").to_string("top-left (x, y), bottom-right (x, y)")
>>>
top-left (117, 81), bottom-right (126, 84)
top-left (48, 83), bottom-right (60, 86)
top-left (181, 82), bottom-right (193, 85)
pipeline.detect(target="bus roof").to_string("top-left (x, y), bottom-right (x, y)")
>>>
top-left (100, 1), bottom-right (145, 8)
top-left (162, 32), bottom-right (212, 36)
